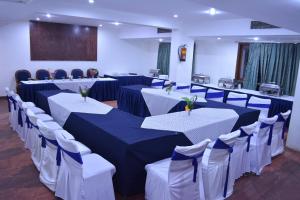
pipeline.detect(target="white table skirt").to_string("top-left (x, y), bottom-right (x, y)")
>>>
top-left (141, 108), bottom-right (239, 144)
top-left (48, 93), bottom-right (113, 126)
top-left (141, 88), bottom-right (206, 116)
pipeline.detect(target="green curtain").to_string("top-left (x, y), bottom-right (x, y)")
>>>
top-left (192, 42), bottom-right (196, 76)
top-left (243, 43), bottom-right (300, 95)
top-left (157, 42), bottom-right (171, 75)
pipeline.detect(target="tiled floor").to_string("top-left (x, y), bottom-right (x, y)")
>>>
top-left (1, 98), bottom-right (300, 200)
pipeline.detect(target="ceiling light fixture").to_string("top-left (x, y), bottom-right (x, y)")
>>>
top-left (159, 38), bottom-right (164, 42)
top-left (253, 37), bottom-right (259, 41)
top-left (112, 22), bottom-right (121, 26)
top-left (173, 14), bottom-right (179, 18)
top-left (36, 17), bottom-right (40, 21)
top-left (217, 37), bottom-right (222, 40)
top-left (98, 24), bottom-right (103, 27)
top-left (46, 13), bottom-right (51, 18)
top-left (209, 8), bottom-right (217, 16)
top-left (89, 0), bottom-right (95, 4)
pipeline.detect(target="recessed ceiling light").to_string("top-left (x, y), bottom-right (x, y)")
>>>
top-left (209, 8), bottom-right (217, 16)
top-left (217, 37), bottom-right (222, 40)
top-left (112, 22), bottom-right (121, 26)
top-left (98, 24), bottom-right (103, 27)
top-left (46, 13), bottom-right (51, 18)
top-left (254, 37), bottom-right (259, 41)
top-left (159, 38), bottom-right (164, 42)
top-left (89, 0), bottom-right (95, 4)
top-left (173, 14), bottom-right (179, 18)
top-left (36, 17), bottom-right (40, 21)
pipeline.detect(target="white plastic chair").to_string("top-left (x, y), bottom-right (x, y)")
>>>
top-left (226, 92), bottom-right (248, 107)
top-left (247, 96), bottom-right (271, 118)
top-left (202, 130), bottom-right (240, 200)
top-left (190, 85), bottom-right (207, 98)
top-left (271, 110), bottom-right (291, 157)
top-left (39, 126), bottom-right (91, 191)
top-left (175, 83), bottom-right (191, 94)
top-left (250, 115), bottom-right (278, 175)
top-left (145, 139), bottom-right (211, 200)
top-left (55, 133), bottom-right (116, 200)
top-left (151, 79), bottom-right (165, 89)
top-left (206, 88), bottom-right (224, 102)
top-left (31, 118), bottom-right (62, 171)
top-left (231, 122), bottom-right (258, 180)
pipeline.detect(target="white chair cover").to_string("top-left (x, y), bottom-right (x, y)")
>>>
top-left (202, 130), bottom-right (240, 200)
top-left (9, 91), bottom-right (19, 131)
top-left (190, 85), bottom-right (207, 98)
top-left (55, 133), bottom-right (116, 200)
top-left (226, 92), bottom-right (248, 107)
top-left (31, 119), bottom-right (62, 171)
top-left (231, 122), bottom-right (258, 180)
top-left (19, 102), bottom-right (37, 142)
top-left (250, 115), bottom-right (278, 175)
top-left (151, 79), bottom-right (165, 89)
top-left (175, 83), bottom-right (191, 94)
top-left (247, 96), bottom-right (271, 118)
top-left (5, 88), bottom-right (13, 127)
top-left (206, 88), bottom-right (224, 102)
top-left (271, 110), bottom-right (291, 157)
top-left (159, 75), bottom-right (169, 80)
top-left (145, 139), bottom-right (211, 200)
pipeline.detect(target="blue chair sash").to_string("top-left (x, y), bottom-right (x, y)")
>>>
top-left (190, 88), bottom-right (206, 93)
top-left (171, 151), bottom-right (204, 183)
top-left (176, 85), bottom-right (190, 90)
top-left (6, 96), bottom-right (11, 112)
top-left (26, 117), bottom-right (39, 130)
top-left (151, 81), bottom-right (164, 87)
top-left (277, 114), bottom-right (287, 140)
top-left (247, 103), bottom-right (270, 108)
top-left (9, 96), bottom-right (17, 110)
top-left (56, 146), bottom-right (83, 166)
top-left (206, 91), bottom-right (224, 99)
top-left (213, 139), bottom-right (233, 198)
top-left (18, 107), bottom-right (23, 127)
top-left (260, 123), bottom-right (274, 145)
top-left (239, 129), bottom-right (253, 152)
top-left (227, 97), bottom-right (248, 101)
top-left (39, 134), bottom-right (58, 148)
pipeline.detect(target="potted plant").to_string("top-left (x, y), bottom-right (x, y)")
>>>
top-left (182, 95), bottom-right (198, 116)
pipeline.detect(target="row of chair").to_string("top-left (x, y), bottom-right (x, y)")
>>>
top-left (5, 88), bottom-right (115, 200)
top-left (145, 109), bottom-right (291, 200)
top-left (151, 79), bottom-right (272, 118)
top-left (15, 68), bottom-right (99, 83)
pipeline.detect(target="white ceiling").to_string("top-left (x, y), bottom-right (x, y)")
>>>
top-left (0, 0), bottom-right (299, 41)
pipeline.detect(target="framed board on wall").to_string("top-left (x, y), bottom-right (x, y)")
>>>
top-left (30, 21), bottom-right (97, 61)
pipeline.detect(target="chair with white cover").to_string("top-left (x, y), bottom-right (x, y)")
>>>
top-left (190, 85), bottom-right (207, 98)
top-left (159, 74), bottom-right (169, 80)
top-left (271, 110), bottom-right (291, 157)
top-left (8, 91), bottom-right (20, 131)
top-left (226, 92), bottom-right (248, 107)
top-left (30, 118), bottom-right (62, 171)
top-left (145, 139), bottom-right (211, 200)
top-left (202, 130), bottom-right (240, 200)
top-left (206, 88), bottom-right (225, 102)
top-left (250, 115), bottom-right (278, 175)
top-left (247, 96), bottom-right (271, 118)
top-left (230, 122), bottom-right (258, 180)
top-left (5, 88), bottom-right (14, 126)
top-left (55, 133), bottom-right (116, 200)
top-left (39, 125), bottom-right (91, 191)
top-left (175, 83), bottom-right (191, 94)
top-left (151, 79), bottom-right (165, 89)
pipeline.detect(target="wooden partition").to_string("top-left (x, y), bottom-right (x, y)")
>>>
top-left (30, 21), bottom-right (97, 61)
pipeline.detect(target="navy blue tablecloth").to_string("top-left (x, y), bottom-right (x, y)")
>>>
top-left (18, 80), bottom-right (119, 103)
top-left (117, 85), bottom-right (260, 130)
top-left (104, 75), bottom-right (153, 86)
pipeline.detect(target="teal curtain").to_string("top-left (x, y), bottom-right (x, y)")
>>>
top-left (243, 43), bottom-right (300, 95)
top-left (157, 42), bottom-right (171, 75)
top-left (192, 42), bottom-right (196, 76)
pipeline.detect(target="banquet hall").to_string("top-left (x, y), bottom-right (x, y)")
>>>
top-left (1, 0), bottom-right (300, 199)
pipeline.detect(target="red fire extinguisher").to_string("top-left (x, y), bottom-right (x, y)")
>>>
top-left (178, 45), bottom-right (187, 62)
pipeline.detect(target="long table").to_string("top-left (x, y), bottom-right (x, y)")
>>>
top-left (34, 90), bottom-right (253, 196)
top-left (104, 74), bottom-right (153, 86)
top-left (117, 85), bottom-right (260, 130)
top-left (18, 78), bottom-right (119, 102)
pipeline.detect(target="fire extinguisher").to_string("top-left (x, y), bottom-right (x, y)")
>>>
top-left (178, 44), bottom-right (187, 62)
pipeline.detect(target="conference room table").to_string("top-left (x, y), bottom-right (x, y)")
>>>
top-left (117, 84), bottom-right (260, 130)
top-left (104, 74), bottom-right (154, 86)
top-left (34, 90), bottom-right (256, 196)
top-left (18, 77), bottom-right (119, 102)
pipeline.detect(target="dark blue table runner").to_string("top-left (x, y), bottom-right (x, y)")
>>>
top-left (104, 75), bottom-right (153, 86)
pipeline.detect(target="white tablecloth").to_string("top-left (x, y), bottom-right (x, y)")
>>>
top-left (141, 88), bottom-right (207, 116)
top-left (141, 108), bottom-right (239, 144)
top-left (21, 78), bottom-right (116, 93)
top-left (48, 93), bottom-right (113, 126)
